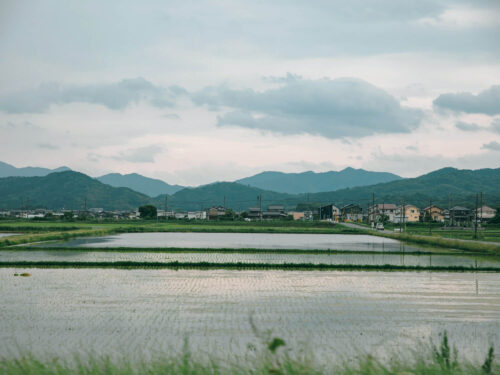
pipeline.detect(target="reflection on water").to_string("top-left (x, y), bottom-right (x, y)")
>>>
top-left (42, 232), bottom-right (424, 252)
top-left (0, 269), bottom-right (498, 363)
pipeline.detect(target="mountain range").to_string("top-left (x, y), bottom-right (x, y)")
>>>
top-left (0, 171), bottom-right (154, 210)
top-left (97, 173), bottom-right (184, 196)
top-left (0, 161), bottom-right (402, 196)
top-left (0, 161), bottom-right (71, 178)
top-left (236, 168), bottom-right (402, 194)
top-left (0, 167), bottom-right (498, 211)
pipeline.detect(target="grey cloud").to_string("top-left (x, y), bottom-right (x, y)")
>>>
top-left (491, 118), bottom-right (500, 133)
top-left (455, 121), bottom-right (480, 131)
top-left (37, 143), bottom-right (59, 150)
top-left (162, 113), bottom-right (181, 120)
top-left (0, 78), bottom-right (177, 113)
top-left (481, 141), bottom-right (500, 151)
top-left (111, 145), bottom-right (164, 163)
top-left (191, 77), bottom-right (422, 139)
top-left (433, 85), bottom-right (500, 115)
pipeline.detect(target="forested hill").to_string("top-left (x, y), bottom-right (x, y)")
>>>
top-left (305, 167), bottom-right (500, 209)
top-left (158, 182), bottom-right (298, 211)
top-left (0, 167), bottom-right (498, 211)
top-left (0, 171), bottom-right (155, 210)
top-left (97, 173), bottom-right (184, 197)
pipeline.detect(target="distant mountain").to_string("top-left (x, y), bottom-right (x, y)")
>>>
top-left (164, 167), bottom-right (500, 211)
top-left (235, 167), bottom-right (402, 194)
top-left (0, 167), bottom-right (498, 212)
top-left (0, 171), bottom-right (154, 210)
top-left (97, 173), bottom-right (184, 197)
top-left (306, 167), bottom-right (500, 209)
top-left (0, 161), bottom-right (71, 178)
top-left (163, 182), bottom-right (297, 211)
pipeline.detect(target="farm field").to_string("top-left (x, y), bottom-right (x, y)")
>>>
top-left (1, 221), bottom-right (499, 372)
top-left (1, 268), bottom-right (499, 365)
top-left (38, 232), bottom-right (413, 252)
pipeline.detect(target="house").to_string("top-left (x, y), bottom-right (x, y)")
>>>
top-left (319, 204), bottom-right (340, 222)
top-left (476, 206), bottom-right (497, 221)
top-left (288, 211), bottom-right (305, 220)
top-left (422, 205), bottom-right (444, 222)
top-left (187, 211), bottom-right (207, 220)
top-left (393, 204), bottom-right (420, 223)
top-left (263, 205), bottom-right (287, 219)
top-left (449, 206), bottom-right (472, 224)
top-left (341, 204), bottom-right (363, 222)
top-left (247, 207), bottom-right (262, 220)
top-left (370, 203), bottom-right (397, 222)
top-left (208, 206), bottom-right (225, 220)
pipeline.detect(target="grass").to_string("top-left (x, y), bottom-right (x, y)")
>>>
top-left (0, 332), bottom-right (496, 375)
top-left (1, 260), bottom-right (498, 271)
top-left (374, 232), bottom-right (500, 255)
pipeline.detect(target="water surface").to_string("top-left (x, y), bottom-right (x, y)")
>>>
top-left (0, 268), bottom-right (498, 362)
top-left (43, 232), bottom-right (426, 252)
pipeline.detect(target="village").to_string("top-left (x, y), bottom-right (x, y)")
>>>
top-left (1, 202), bottom-right (497, 228)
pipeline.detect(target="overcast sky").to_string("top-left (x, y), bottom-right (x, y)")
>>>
top-left (1, 0), bottom-right (499, 185)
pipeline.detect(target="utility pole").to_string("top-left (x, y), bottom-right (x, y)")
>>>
top-left (165, 196), bottom-right (168, 221)
top-left (474, 193), bottom-right (478, 239)
top-left (429, 198), bottom-right (432, 236)
top-left (480, 192), bottom-right (483, 228)
top-left (372, 192), bottom-right (375, 223)
top-left (259, 195), bottom-right (262, 221)
top-left (223, 195), bottom-right (226, 210)
top-left (402, 198), bottom-right (406, 233)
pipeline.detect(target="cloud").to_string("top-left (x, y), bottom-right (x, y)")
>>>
top-left (481, 141), bottom-right (500, 151)
top-left (455, 121), bottom-right (480, 131)
top-left (37, 143), bottom-right (59, 150)
top-left (111, 145), bottom-right (164, 163)
top-left (491, 118), bottom-right (500, 134)
top-left (0, 78), bottom-right (178, 113)
top-left (191, 76), bottom-right (422, 139)
top-left (416, 6), bottom-right (500, 29)
top-left (433, 85), bottom-right (500, 115)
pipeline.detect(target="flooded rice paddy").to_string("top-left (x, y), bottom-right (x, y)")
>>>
top-left (0, 268), bottom-right (498, 362)
top-left (1, 249), bottom-right (499, 268)
top-left (0, 233), bottom-right (18, 238)
top-left (44, 232), bottom-right (423, 252)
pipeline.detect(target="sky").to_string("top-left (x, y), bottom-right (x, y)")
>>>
top-left (1, 0), bottom-right (499, 186)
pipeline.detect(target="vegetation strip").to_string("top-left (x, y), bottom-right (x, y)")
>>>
top-left (1, 261), bottom-right (498, 272)
top-left (373, 231), bottom-right (500, 254)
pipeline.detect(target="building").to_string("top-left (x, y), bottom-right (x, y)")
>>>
top-left (187, 211), bottom-right (207, 220)
top-left (422, 205), bottom-right (444, 222)
top-left (393, 204), bottom-right (420, 223)
top-left (247, 207), bottom-right (262, 220)
top-left (288, 211), bottom-right (305, 220)
top-left (341, 204), bottom-right (363, 222)
top-left (449, 206), bottom-right (472, 225)
top-left (370, 203), bottom-right (397, 222)
top-left (263, 205), bottom-right (287, 219)
top-left (208, 206), bottom-right (226, 220)
top-left (319, 204), bottom-right (340, 222)
top-left (476, 206), bottom-right (497, 221)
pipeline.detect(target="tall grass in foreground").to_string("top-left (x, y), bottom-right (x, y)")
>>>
top-left (0, 332), bottom-right (496, 375)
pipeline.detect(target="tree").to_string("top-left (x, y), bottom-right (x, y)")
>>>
top-left (139, 205), bottom-right (157, 219)
top-left (489, 208), bottom-right (500, 224)
top-left (63, 211), bottom-right (74, 221)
